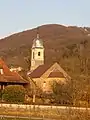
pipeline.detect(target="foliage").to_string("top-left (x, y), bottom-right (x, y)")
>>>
top-left (2, 85), bottom-right (26, 103)
top-left (71, 75), bottom-right (90, 107)
top-left (0, 90), bottom-right (2, 100)
top-left (52, 81), bottom-right (72, 105)
top-left (0, 24), bottom-right (90, 69)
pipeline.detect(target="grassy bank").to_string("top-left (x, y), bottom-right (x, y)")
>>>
top-left (0, 106), bottom-right (89, 120)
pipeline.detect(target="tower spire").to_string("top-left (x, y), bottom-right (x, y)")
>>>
top-left (31, 27), bottom-right (44, 71)
top-left (37, 27), bottom-right (39, 39)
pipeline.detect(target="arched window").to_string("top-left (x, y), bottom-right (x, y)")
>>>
top-left (38, 52), bottom-right (40, 56)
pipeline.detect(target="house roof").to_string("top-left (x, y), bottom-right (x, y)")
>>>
top-left (29, 64), bottom-right (52, 78)
top-left (0, 58), bottom-right (28, 84)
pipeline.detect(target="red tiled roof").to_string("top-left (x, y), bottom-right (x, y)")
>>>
top-left (48, 71), bottom-right (64, 78)
top-left (0, 75), bottom-right (27, 83)
top-left (0, 58), bottom-right (28, 84)
top-left (0, 59), bottom-right (12, 76)
top-left (29, 64), bottom-right (52, 78)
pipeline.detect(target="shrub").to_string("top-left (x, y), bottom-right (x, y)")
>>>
top-left (52, 81), bottom-right (72, 105)
top-left (2, 85), bottom-right (26, 103)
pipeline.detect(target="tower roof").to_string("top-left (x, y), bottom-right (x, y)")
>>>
top-left (32, 33), bottom-right (43, 49)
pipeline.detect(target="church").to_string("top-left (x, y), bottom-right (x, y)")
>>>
top-left (28, 33), bottom-right (71, 93)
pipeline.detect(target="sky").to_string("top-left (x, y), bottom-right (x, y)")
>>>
top-left (0, 0), bottom-right (90, 38)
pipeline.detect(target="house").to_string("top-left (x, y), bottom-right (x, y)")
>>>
top-left (28, 32), bottom-right (71, 93)
top-left (0, 58), bottom-right (28, 90)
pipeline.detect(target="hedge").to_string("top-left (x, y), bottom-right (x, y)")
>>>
top-left (2, 85), bottom-right (26, 103)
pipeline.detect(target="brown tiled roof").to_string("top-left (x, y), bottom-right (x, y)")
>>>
top-left (0, 58), bottom-right (28, 84)
top-left (29, 64), bottom-right (52, 78)
top-left (48, 71), bottom-right (64, 78)
top-left (29, 63), bottom-right (70, 79)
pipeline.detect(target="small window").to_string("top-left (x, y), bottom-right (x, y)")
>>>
top-left (38, 52), bottom-right (40, 56)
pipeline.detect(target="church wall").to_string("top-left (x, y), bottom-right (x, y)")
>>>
top-left (32, 77), bottom-right (67, 93)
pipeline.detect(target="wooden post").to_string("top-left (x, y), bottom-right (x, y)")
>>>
top-left (33, 94), bottom-right (35, 103)
top-left (33, 83), bottom-right (36, 104)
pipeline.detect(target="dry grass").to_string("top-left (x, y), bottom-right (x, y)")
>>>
top-left (0, 106), bottom-right (90, 120)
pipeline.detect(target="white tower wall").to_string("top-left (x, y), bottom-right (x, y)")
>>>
top-left (30, 34), bottom-right (44, 71)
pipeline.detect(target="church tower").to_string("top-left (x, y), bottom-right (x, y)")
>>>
top-left (30, 31), bottom-right (44, 71)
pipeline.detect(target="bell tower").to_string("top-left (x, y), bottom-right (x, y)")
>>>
top-left (31, 30), bottom-right (44, 71)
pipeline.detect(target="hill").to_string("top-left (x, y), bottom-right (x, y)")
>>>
top-left (0, 24), bottom-right (90, 74)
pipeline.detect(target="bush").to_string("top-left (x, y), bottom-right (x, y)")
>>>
top-left (52, 81), bottom-right (72, 105)
top-left (2, 85), bottom-right (26, 103)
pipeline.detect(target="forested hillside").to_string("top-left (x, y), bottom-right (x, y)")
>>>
top-left (0, 24), bottom-right (90, 73)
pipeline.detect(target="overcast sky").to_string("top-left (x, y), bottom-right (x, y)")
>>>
top-left (0, 0), bottom-right (90, 38)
